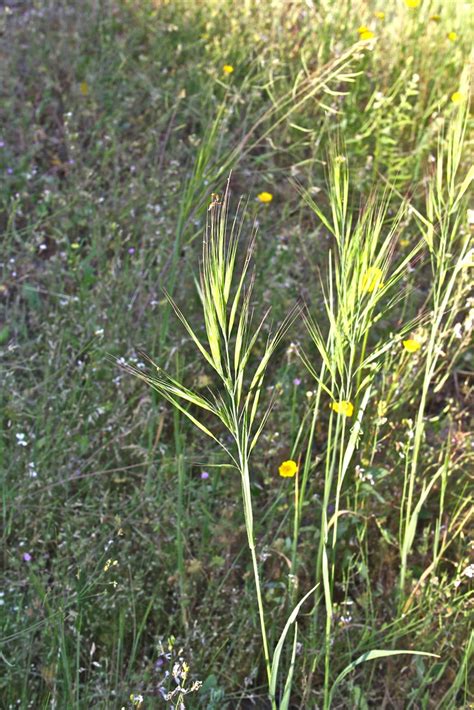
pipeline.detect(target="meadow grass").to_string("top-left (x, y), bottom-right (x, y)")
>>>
top-left (1, 1), bottom-right (472, 708)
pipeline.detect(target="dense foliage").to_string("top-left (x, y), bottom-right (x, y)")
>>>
top-left (1, 1), bottom-right (472, 708)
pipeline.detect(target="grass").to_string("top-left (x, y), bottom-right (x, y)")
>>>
top-left (1, 0), bottom-right (472, 708)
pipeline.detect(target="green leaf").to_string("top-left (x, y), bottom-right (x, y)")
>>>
top-left (22, 284), bottom-right (41, 309)
top-left (329, 649), bottom-right (439, 704)
top-left (0, 325), bottom-right (10, 345)
top-left (269, 585), bottom-right (317, 703)
top-left (279, 622), bottom-right (299, 710)
top-left (402, 469), bottom-right (442, 563)
top-left (164, 291), bottom-right (215, 371)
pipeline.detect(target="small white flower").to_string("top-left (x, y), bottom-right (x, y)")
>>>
top-left (16, 433), bottom-right (28, 447)
top-left (462, 564), bottom-right (474, 579)
top-left (464, 308), bottom-right (474, 333)
top-left (460, 248), bottom-right (473, 268)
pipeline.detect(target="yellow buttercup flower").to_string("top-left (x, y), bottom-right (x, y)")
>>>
top-left (71, 242), bottom-right (80, 249)
top-left (257, 191), bottom-right (273, 203)
top-left (405, 0), bottom-right (421, 8)
top-left (331, 401), bottom-right (354, 417)
top-left (79, 81), bottom-right (89, 96)
top-left (361, 267), bottom-right (384, 293)
top-left (403, 339), bottom-right (421, 353)
top-left (358, 26), bottom-right (375, 40)
top-left (279, 460), bottom-right (298, 478)
top-left (451, 91), bottom-right (463, 103)
top-left (223, 64), bottom-right (234, 74)
top-left (447, 31), bottom-right (458, 42)
top-left (374, 11), bottom-right (385, 20)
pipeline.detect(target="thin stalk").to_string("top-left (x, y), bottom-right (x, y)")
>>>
top-left (290, 467), bottom-right (299, 595)
top-left (174, 408), bottom-right (188, 631)
top-left (229, 386), bottom-right (274, 705)
top-left (290, 365), bottom-right (325, 583)
top-left (399, 248), bottom-right (466, 595)
top-left (239, 455), bottom-right (274, 706)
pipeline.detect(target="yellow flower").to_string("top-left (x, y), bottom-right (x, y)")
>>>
top-left (377, 400), bottom-right (388, 417)
top-left (402, 339), bottom-right (421, 353)
top-left (361, 266), bottom-right (384, 293)
top-left (374, 11), bottom-right (385, 20)
top-left (279, 460), bottom-right (298, 478)
top-left (79, 81), bottom-right (89, 96)
top-left (103, 559), bottom-right (118, 572)
top-left (257, 191), bottom-right (273, 203)
top-left (447, 31), bottom-right (458, 42)
top-left (357, 26), bottom-right (375, 40)
top-left (405, 0), bottom-right (421, 8)
top-left (331, 401), bottom-right (354, 417)
top-left (223, 64), bottom-right (234, 74)
top-left (71, 242), bottom-right (80, 249)
top-left (429, 14), bottom-right (441, 22)
top-left (451, 91), bottom-right (463, 103)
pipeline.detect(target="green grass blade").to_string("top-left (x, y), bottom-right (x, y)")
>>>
top-left (269, 585), bottom-right (318, 703)
top-left (329, 649), bottom-right (439, 705)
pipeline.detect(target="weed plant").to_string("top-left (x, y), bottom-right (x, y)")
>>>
top-left (1, 1), bottom-right (472, 708)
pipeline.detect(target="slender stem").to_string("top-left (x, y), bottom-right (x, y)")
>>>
top-left (310, 410), bottom-right (335, 667)
top-left (290, 366), bottom-right (325, 590)
top-left (298, 369), bottom-right (325, 520)
top-left (231, 381), bottom-right (274, 707)
top-left (174, 408), bottom-right (188, 631)
top-left (399, 309), bottom-right (439, 595)
top-left (240, 461), bottom-right (274, 706)
top-left (250, 542), bottom-right (272, 685)
top-left (290, 467), bottom-right (299, 603)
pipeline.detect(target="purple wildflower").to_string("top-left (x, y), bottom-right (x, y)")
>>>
top-left (23, 552), bottom-right (32, 562)
top-left (200, 471), bottom-right (209, 480)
